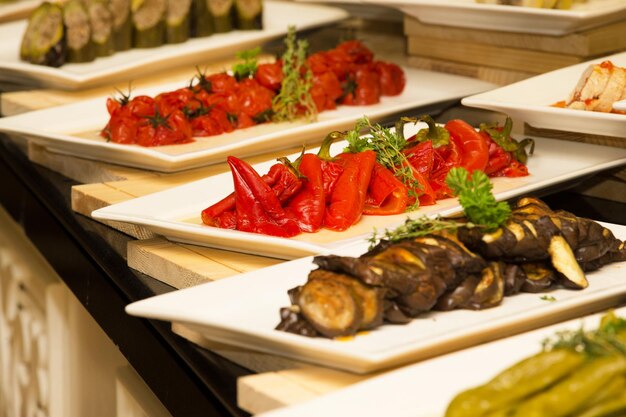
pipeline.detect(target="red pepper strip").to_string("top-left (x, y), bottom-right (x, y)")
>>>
top-left (227, 156), bottom-right (301, 237)
top-left (201, 162), bottom-right (299, 227)
top-left (324, 150), bottom-right (377, 231)
top-left (321, 160), bottom-right (344, 197)
top-left (404, 140), bottom-right (434, 178)
top-left (363, 163), bottom-right (408, 215)
top-left (492, 160), bottom-right (529, 178)
top-left (402, 161), bottom-right (437, 207)
top-left (287, 153), bottom-right (326, 233)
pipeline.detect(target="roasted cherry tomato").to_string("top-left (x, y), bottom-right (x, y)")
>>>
top-left (255, 62), bottom-right (283, 91)
top-left (236, 78), bottom-right (275, 118)
top-left (310, 71), bottom-right (343, 112)
top-left (136, 109), bottom-right (193, 147)
top-left (374, 62), bottom-right (406, 96)
top-left (445, 119), bottom-right (489, 172)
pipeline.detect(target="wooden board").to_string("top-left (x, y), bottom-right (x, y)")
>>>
top-left (404, 16), bottom-right (626, 57)
top-left (407, 36), bottom-right (586, 74)
top-left (407, 56), bottom-right (534, 86)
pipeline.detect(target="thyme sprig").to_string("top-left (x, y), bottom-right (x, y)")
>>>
top-left (272, 26), bottom-right (317, 122)
top-left (345, 116), bottom-right (422, 209)
top-left (368, 216), bottom-right (478, 249)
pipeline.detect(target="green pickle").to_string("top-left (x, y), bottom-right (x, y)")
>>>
top-left (63, 0), bottom-right (95, 63)
top-left (446, 349), bottom-right (584, 417)
top-left (577, 391), bottom-right (626, 417)
top-left (20, 2), bottom-right (66, 67)
top-left (165, 0), bottom-right (192, 43)
top-left (131, 0), bottom-right (166, 48)
top-left (110, 0), bottom-right (132, 51)
top-left (510, 355), bottom-right (626, 417)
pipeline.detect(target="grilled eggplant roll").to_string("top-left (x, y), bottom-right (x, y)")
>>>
top-left (63, 0), bottom-right (95, 63)
top-left (20, 2), bottom-right (66, 67)
top-left (110, 0), bottom-right (132, 51)
top-left (234, 0), bottom-right (262, 30)
top-left (208, 0), bottom-right (235, 33)
top-left (165, 0), bottom-right (192, 43)
top-left (84, 0), bottom-right (115, 57)
top-left (132, 0), bottom-right (166, 48)
top-left (277, 197), bottom-right (626, 339)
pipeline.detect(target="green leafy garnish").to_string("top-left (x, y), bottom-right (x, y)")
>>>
top-left (232, 46), bottom-right (261, 81)
top-left (446, 167), bottom-right (511, 231)
top-left (345, 116), bottom-right (421, 208)
top-left (540, 295), bottom-right (557, 302)
top-left (543, 311), bottom-right (626, 358)
top-left (368, 216), bottom-right (477, 249)
top-left (479, 117), bottom-right (535, 164)
top-left (272, 26), bottom-right (317, 122)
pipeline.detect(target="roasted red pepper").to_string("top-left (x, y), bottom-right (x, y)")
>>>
top-left (201, 159), bottom-right (302, 232)
top-left (286, 153), bottom-right (326, 233)
top-left (363, 162), bottom-right (408, 215)
top-left (227, 156), bottom-right (301, 237)
top-left (324, 150), bottom-right (377, 231)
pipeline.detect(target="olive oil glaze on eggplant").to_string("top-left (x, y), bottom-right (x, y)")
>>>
top-left (277, 197), bottom-right (626, 338)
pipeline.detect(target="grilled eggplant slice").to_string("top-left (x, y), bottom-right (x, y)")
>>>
top-left (435, 275), bottom-right (481, 311)
top-left (110, 0), bottom-right (132, 50)
top-left (166, 0), bottom-right (192, 43)
top-left (85, 0), bottom-right (115, 57)
top-left (549, 235), bottom-right (588, 289)
top-left (234, 0), bottom-right (262, 30)
top-left (190, 0), bottom-right (214, 37)
top-left (520, 263), bottom-right (555, 293)
top-left (462, 262), bottom-right (505, 310)
top-left (63, 0), bottom-right (95, 63)
top-left (132, 0), bottom-right (166, 48)
top-left (275, 307), bottom-right (318, 337)
top-left (208, 0), bottom-right (235, 33)
top-left (297, 277), bottom-right (363, 338)
top-left (20, 2), bottom-right (66, 67)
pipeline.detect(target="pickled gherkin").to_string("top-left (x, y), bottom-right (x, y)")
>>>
top-left (131, 0), bottom-right (166, 48)
top-left (234, 0), bottom-right (262, 30)
top-left (208, 0), bottom-right (235, 33)
top-left (20, 2), bottom-right (66, 67)
top-left (165, 0), bottom-right (192, 43)
top-left (85, 0), bottom-right (115, 57)
top-left (63, 0), bottom-right (95, 63)
top-left (110, 0), bottom-right (132, 51)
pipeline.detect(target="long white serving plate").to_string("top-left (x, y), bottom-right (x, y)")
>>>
top-left (92, 133), bottom-right (626, 259)
top-left (364, 0), bottom-right (626, 35)
top-left (126, 223), bottom-right (626, 373)
top-left (0, 1), bottom-right (348, 90)
top-left (0, 0), bottom-right (39, 23)
top-left (462, 51), bottom-right (626, 139)
top-left (256, 306), bottom-right (626, 417)
top-left (0, 68), bottom-right (494, 172)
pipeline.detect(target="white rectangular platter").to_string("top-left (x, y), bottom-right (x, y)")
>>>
top-left (92, 133), bottom-right (626, 259)
top-left (257, 306), bottom-right (626, 417)
top-left (0, 1), bottom-right (348, 90)
top-left (126, 222), bottom-right (626, 373)
top-left (365, 0), bottom-right (626, 35)
top-left (462, 51), bottom-right (626, 138)
top-left (0, 0), bottom-right (39, 23)
top-left (0, 68), bottom-right (494, 172)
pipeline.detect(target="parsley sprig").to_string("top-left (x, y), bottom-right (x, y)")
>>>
top-left (446, 167), bottom-right (511, 231)
top-left (272, 26), bottom-right (317, 122)
top-left (232, 46), bottom-right (261, 81)
top-left (345, 116), bottom-right (421, 209)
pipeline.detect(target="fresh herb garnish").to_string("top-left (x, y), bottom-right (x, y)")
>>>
top-left (272, 26), bottom-right (317, 122)
top-left (402, 115), bottom-right (450, 148)
top-left (368, 216), bottom-right (477, 249)
top-left (345, 116), bottom-right (421, 208)
top-left (446, 167), bottom-right (511, 231)
top-left (479, 117), bottom-right (535, 164)
top-left (113, 84), bottom-right (133, 106)
top-left (232, 46), bottom-right (261, 81)
top-left (543, 311), bottom-right (626, 358)
top-left (540, 295), bottom-right (557, 302)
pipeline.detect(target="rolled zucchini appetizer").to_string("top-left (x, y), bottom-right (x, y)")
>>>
top-left (208, 0), bottom-right (235, 33)
top-left (165, 0), bottom-right (192, 43)
top-left (63, 0), bottom-right (95, 63)
top-left (85, 0), bottom-right (115, 57)
top-left (131, 0), bottom-right (166, 48)
top-left (20, 2), bottom-right (66, 67)
top-left (190, 0), bottom-right (213, 37)
top-left (110, 0), bottom-right (132, 51)
top-left (234, 0), bottom-right (262, 30)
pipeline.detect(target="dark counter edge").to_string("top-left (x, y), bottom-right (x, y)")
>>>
top-left (0, 135), bottom-right (252, 417)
